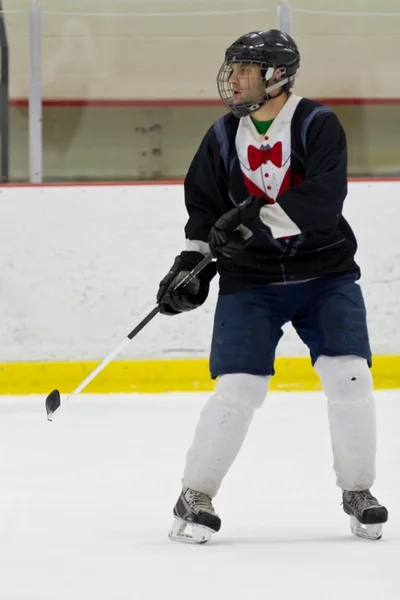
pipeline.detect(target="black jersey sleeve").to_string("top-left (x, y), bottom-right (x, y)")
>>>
top-left (183, 125), bottom-right (230, 245)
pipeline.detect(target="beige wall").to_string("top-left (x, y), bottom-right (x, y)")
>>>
top-left (6, 0), bottom-right (400, 100)
top-left (5, 1), bottom-right (400, 180)
top-left (9, 105), bottom-right (400, 181)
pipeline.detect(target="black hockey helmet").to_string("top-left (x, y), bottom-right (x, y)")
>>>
top-left (217, 29), bottom-right (300, 118)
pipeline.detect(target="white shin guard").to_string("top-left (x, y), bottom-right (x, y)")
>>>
top-left (315, 355), bottom-right (376, 491)
top-left (183, 373), bottom-right (270, 498)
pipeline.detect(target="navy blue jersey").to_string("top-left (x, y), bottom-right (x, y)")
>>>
top-left (183, 95), bottom-right (360, 294)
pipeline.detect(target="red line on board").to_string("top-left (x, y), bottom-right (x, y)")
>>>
top-left (1, 178), bottom-right (399, 189)
top-left (9, 98), bottom-right (400, 108)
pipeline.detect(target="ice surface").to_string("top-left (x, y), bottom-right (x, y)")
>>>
top-left (0, 391), bottom-right (399, 600)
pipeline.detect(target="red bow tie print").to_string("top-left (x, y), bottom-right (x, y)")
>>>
top-left (248, 142), bottom-right (282, 171)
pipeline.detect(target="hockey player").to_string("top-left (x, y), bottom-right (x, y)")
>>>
top-left (156, 29), bottom-right (388, 543)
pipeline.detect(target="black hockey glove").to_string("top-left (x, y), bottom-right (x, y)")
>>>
top-left (156, 251), bottom-right (217, 316)
top-left (208, 196), bottom-right (266, 259)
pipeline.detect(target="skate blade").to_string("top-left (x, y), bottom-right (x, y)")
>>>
top-left (350, 516), bottom-right (383, 540)
top-left (168, 517), bottom-right (214, 545)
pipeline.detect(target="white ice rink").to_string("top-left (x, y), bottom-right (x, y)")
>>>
top-left (0, 390), bottom-right (399, 600)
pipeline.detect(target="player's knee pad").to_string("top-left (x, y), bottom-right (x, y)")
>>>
top-left (314, 355), bottom-right (373, 406)
top-left (211, 373), bottom-right (270, 414)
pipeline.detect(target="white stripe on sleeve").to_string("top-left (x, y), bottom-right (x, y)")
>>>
top-left (259, 203), bottom-right (301, 239)
top-left (185, 239), bottom-right (211, 255)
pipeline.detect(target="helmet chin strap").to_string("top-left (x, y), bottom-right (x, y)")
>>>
top-left (246, 77), bottom-right (290, 116)
top-left (264, 76), bottom-right (289, 96)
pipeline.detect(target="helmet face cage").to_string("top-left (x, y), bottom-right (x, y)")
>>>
top-left (217, 59), bottom-right (290, 118)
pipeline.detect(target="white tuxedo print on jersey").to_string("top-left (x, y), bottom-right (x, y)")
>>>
top-left (235, 93), bottom-right (303, 202)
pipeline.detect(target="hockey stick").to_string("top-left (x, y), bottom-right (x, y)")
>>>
top-left (45, 253), bottom-right (213, 421)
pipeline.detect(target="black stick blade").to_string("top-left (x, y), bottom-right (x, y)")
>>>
top-left (46, 389), bottom-right (61, 421)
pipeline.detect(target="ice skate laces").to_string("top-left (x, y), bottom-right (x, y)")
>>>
top-left (184, 489), bottom-right (215, 515)
top-left (346, 490), bottom-right (379, 513)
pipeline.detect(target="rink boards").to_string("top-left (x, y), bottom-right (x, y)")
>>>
top-left (1, 181), bottom-right (400, 395)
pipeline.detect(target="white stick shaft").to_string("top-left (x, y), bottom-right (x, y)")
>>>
top-left (65, 337), bottom-right (131, 402)
top-left (51, 255), bottom-right (213, 418)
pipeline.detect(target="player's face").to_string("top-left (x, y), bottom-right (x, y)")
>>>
top-left (228, 62), bottom-right (265, 105)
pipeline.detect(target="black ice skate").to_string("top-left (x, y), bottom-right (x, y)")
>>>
top-left (168, 487), bottom-right (221, 544)
top-left (342, 490), bottom-right (388, 540)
